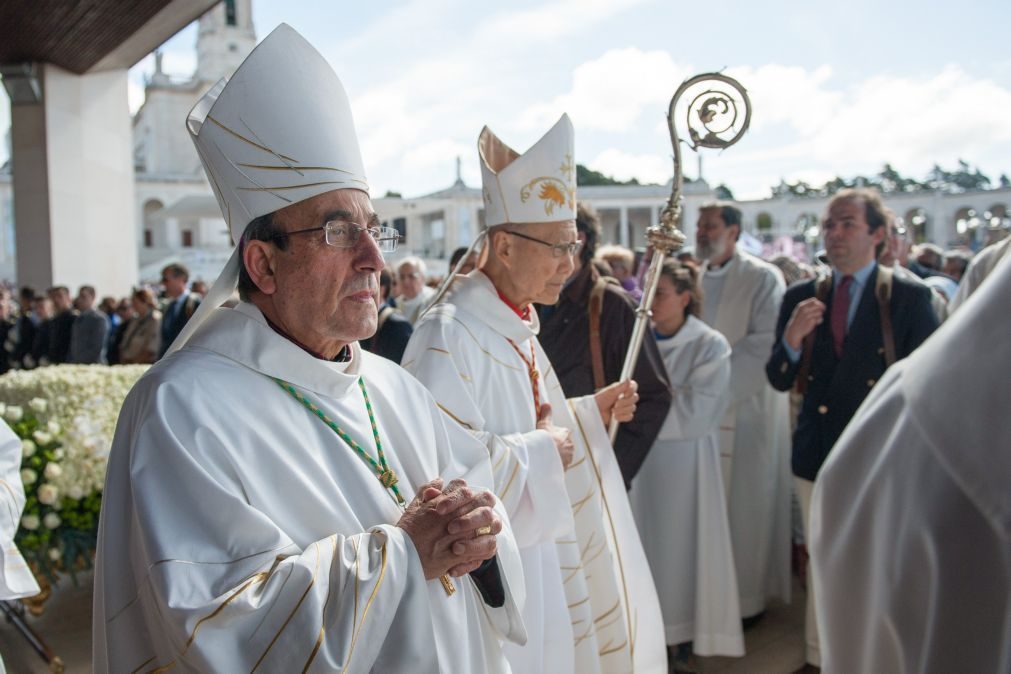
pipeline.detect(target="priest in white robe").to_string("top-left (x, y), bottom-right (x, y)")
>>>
top-left (629, 260), bottom-right (744, 661)
top-left (811, 248), bottom-right (1011, 674)
top-left (696, 202), bottom-right (793, 620)
top-left (402, 116), bottom-right (666, 674)
top-left (94, 25), bottom-right (525, 673)
top-left (1, 419), bottom-right (42, 674)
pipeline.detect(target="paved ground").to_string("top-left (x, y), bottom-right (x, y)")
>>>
top-left (0, 572), bottom-right (807, 673)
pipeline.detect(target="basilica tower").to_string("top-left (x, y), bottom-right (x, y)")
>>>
top-left (195, 0), bottom-right (256, 85)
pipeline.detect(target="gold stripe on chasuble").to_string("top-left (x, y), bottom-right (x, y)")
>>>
top-left (566, 453), bottom-right (586, 471)
top-left (342, 540), bottom-right (388, 674)
top-left (570, 488), bottom-right (595, 516)
top-left (498, 460), bottom-right (522, 500)
top-left (143, 570), bottom-right (270, 673)
top-left (436, 403), bottom-right (476, 431)
top-left (573, 621), bottom-right (596, 646)
top-left (567, 595), bottom-right (590, 610)
top-left (251, 542), bottom-right (322, 672)
top-left (568, 400), bottom-right (635, 663)
top-left (449, 317), bottom-right (523, 371)
top-left (301, 536), bottom-right (340, 672)
top-left (599, 639), bottom-right (628, 657)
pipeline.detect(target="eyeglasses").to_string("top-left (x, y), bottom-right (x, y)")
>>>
top-left (273, 220), bottom-right (401, 253)
top-left (505, 230), bottom-right (582, 258)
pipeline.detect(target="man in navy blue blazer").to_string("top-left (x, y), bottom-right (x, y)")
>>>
top-left (766, 188), bottom-right (938, 674)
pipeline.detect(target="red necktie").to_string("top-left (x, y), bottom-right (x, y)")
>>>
top-left (831, 275), bottom-right (853, 358)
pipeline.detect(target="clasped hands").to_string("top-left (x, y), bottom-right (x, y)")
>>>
top-left (397, 478), bottom-right (501, 581)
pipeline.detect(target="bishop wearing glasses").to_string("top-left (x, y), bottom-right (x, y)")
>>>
top-left (93, 25), bottom-right (527, 673)
top-left (402, 116), bottom-right (666, 674)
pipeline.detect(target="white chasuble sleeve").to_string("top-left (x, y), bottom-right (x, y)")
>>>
top-left (403, 319), bottom-right (572, 548)
top-left (95, 412), bottom-right (430, 674)
top-left (0, 420), bottom-right (41, 599)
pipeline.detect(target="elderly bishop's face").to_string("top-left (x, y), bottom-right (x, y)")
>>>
top-left (508, 220), bottom-right (579, 305)
top-left (270, 188), bottom-right (383, 351)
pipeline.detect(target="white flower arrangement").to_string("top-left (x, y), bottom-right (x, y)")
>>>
top-left (1, 364), bottom-right (149, 580)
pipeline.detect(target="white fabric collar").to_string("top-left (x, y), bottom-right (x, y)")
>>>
top-left (444, 270), bottom-right (539, 343)
top-left (656, 314), bottom-right (706, 349)
top-left (181, 301), bottom-right (361, 400)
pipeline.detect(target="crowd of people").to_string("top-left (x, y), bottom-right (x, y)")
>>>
top-left (0, 263), bottom-right (205, 372)
top-left (1, 23), bottom-right (1007, 674)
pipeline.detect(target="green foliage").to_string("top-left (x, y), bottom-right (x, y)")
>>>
top-left (576, 164), bottom-right (641, 186)
top-left (714, 183), bottom-right (735, 200)
top-left (770, 160), bottom-right (998, 199)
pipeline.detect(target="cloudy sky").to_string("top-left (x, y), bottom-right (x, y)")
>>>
top-left (5, 0), bottom-right (1010, 201)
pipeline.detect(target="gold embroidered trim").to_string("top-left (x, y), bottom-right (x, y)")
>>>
top-left (251, 542), bottom-right (322, 672)
top-left (567, 595), bottom-right (590, 610)
top-left (570, 488), bottom-right (595, 515)
top-left (450, 317), bottom-right (523, 371)
top-left (570, 400), bottom-right (634, 662)
top-left (566, 453), bottom-right (586, 471)
top-left (0, 479), bottom-right (19, 528)
top-left (573, 621), bottom-right (596, 646)
top-left (237, 163), bottom-right (356, 174)
top-left (599, 639), bottom-right (628, 657)
top-left (237, 180), bottom-right (352, 192)
top-left (342, 539), bottom-right (388, 674)
top-left (130, 656), bottom-right (157, 674)
top-left (594, 599), bottom-right (621, 625)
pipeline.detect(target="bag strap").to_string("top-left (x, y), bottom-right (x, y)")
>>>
top-left (795, 273), bottom-right (833, 395)
top-left (875, 265), bottom-right (896, 368)
top-left (588, 276), bottom-right (608, 391)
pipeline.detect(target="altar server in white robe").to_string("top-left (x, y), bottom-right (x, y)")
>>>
top-left (630, 260), bottom-right (744, 660)
top-left (811, 250), bottom-right (1011, 674)
top-left (402, 116), bottom-right (666, 674)
top-left (695, 202), bottom-right (792, 619)
top-left (93, 25), bottom-right (525, 673)
top-left (1, 420), bottom-right (42, 673)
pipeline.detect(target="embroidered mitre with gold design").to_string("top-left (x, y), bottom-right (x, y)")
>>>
top-left (479, 114), bottom-right (576, 227)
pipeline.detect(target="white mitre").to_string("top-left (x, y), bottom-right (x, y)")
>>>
top-left (165, 23), bottom-right (368, 355)
top-left (478, 114), bottom-right (576, 227)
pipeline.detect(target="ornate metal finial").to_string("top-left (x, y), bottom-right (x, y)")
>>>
top-left (610, 73), bottom-right (751, 444)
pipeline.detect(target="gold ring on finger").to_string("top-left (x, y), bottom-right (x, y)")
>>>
top-left (476, 525), bottom-right (493, 536)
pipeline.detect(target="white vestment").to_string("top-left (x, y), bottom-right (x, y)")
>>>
top-left (0, 420), bottom-right (40, 601)
top-left (94, 302), bottom-right (525, 673)
top-left (948, 236), bottom-right (1011, 313)
top-left (629, 316), bottom-right (743, 656)
top-left (811, 253), bottom-right (1011, 674)
top-left (403, 271), bottom-right (666, 674)
top-left (701, 251), bottom-right (792, 616)
top-left (395, 286), bottom-right (437, 326)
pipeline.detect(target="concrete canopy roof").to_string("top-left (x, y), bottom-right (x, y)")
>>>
top-left (0, 0), bottom-right (217, 74)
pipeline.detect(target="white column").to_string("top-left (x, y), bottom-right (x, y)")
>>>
top-left (650, 204), bottom-right (659, 228)
top-left (619, 206), bottom-right (630, 248)
top-left (11, 64), bottom-right (137, 296)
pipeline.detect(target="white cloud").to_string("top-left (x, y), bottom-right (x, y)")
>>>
top-left (588, 148), bottom-right (672, 185)
top-left (402, 138), bottom-right (473, 173)
top-left (518, 48), bottom-right (692, 132)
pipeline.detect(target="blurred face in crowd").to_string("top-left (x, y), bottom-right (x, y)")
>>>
top-left (77, 288), bottom-right (95, 311)
top-left (49, 288), bottom-right (72, 312)
top-left (34, 298), bottom-right (53, 320)
top-left (651, 273), bottom-right (690, 334)
top-left (161, 270), bottom-right (188, 299)
top-left (696, 208), bottom-right (738, 265)
top-left (397, 262), bottom-right (425, 300)
top-left (245, 188), bottom-right (383, 358)
top-left (130, 296), bottom-right (148, 316)
top-left (0, 292), bottom-right (10, 320)
top-left (878, 222), bottom-right (910, 267)
top-left (943, 256), bottom-right (967, 281)
top-left (495, 220), bottom-right (579, 306)
top-left (823, 197), bottom-right (884, 275)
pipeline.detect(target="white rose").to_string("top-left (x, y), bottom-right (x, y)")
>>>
top-left (52, 449), bottom-right (64, 460)
top-left (43, 513), bottom-right (61, 529)
top-left (20, 468), bottom-right (37, 485)
top-left (44, 463), bottom-right (62, 480)
top-left (47, 420), bottom-right (61, 435)
top-left (28, 398), bottom-right (48, 414)
top-left (32, 430), bottom-right (52, 445)
top-left (21, 439), bottom-right (36, 458)
top-left (67, 485), bottom-right (84, 500)
top-left (37, 484), bottom-right (59, 505)
top-left (20, 514), bottom-right (39, 531)
top-left (5, 406), bottom-right (23, 422)
top-left (48, 547), bottom-right (61, 562)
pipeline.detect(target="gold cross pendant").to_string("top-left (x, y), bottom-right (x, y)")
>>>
top-left (440, 574), bottom-right (456, 596)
